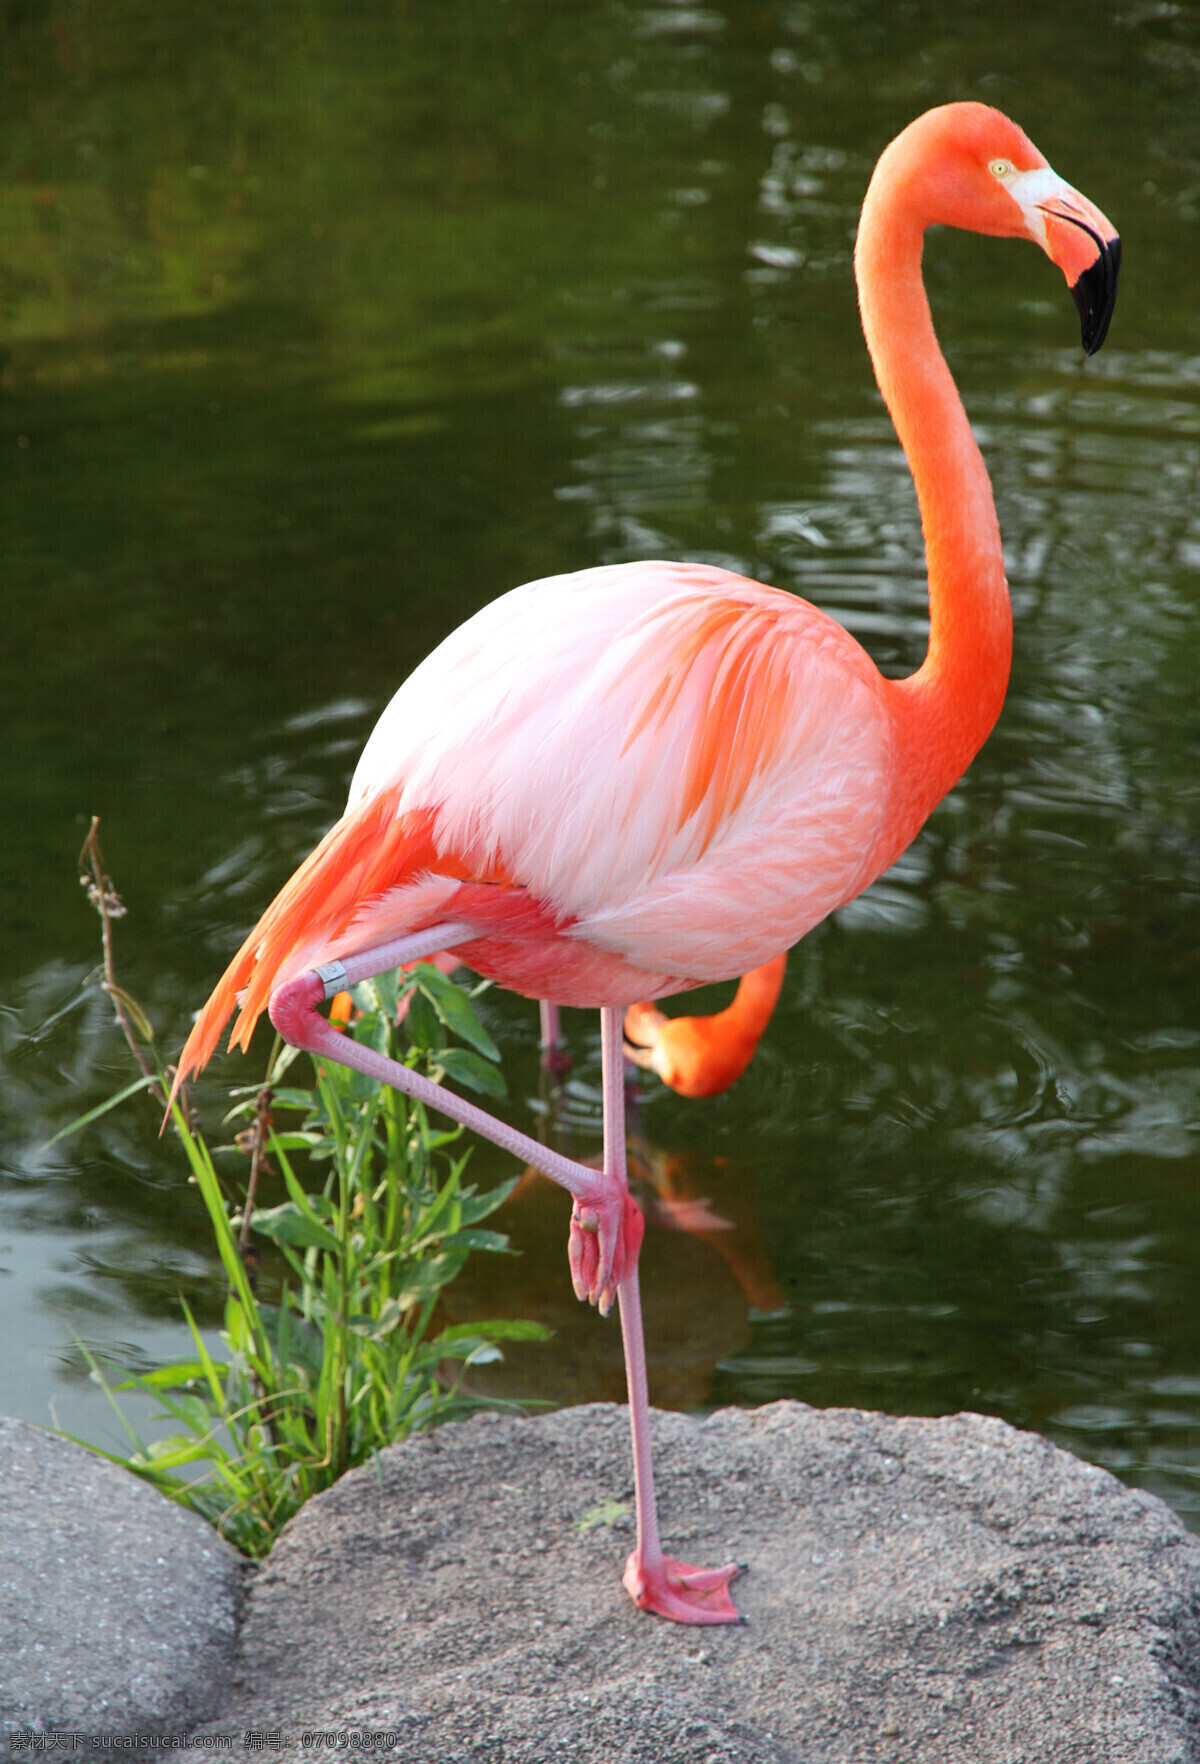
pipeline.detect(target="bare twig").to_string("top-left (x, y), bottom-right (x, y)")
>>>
top-left (237, 1086), bottom-right (275, 1255)
top-left (79, 816), bottom-right (169, 1113)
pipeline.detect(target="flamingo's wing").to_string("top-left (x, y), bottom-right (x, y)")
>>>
top-left (179, 560), bottom-right (891, 1082)
top-left (352, 560), bottom-right (893, 979)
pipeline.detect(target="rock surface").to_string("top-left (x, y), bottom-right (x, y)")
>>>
top-left (0, 1416), bottom-right (244, 1739)
top-left (203, 1402), bottom-right (1200, 1762)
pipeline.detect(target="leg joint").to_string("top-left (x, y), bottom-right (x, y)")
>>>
top-left (268, 969), bottom-right (326, 1043)
top-left (314, 959), bottom-right (349, 1001)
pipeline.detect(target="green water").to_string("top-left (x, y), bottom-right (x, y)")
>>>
top-left (3, 2), bottom-right (1200, 1522)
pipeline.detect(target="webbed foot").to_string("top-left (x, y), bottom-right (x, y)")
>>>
top-left (622, 1551), bottom-right (744, 1624)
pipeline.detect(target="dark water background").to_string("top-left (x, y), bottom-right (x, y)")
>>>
top-left (3, 1), bottom-right (1200, 1524)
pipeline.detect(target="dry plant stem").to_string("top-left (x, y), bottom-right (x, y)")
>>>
top-left (238, 1087), bottom-right (274, 1253)
top-left (79, 816), bottom-right (169, 1114)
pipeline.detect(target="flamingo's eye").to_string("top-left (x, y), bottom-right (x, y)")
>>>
top-left (989, 158), bottom-right (1014, 179)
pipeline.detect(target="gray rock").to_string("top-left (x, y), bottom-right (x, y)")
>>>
top-left (203, 1402), bottom-right (1200, 1761)
top-left (0, 1416), bottom-right (244, 1738)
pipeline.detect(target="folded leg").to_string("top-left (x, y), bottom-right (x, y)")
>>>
top-left (268, 924), bottom-right (637, 1309)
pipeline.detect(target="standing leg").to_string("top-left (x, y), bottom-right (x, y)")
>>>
top-left (594, 1009), bottom-right (744, 1624)
top-left (616, 1256), bottom-right (743, 1622)
top-left (538, 999), bottom-right (571, 1076)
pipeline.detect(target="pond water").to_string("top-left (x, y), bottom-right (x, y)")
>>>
top-left (3, 2), bottom-right (1200, 1524)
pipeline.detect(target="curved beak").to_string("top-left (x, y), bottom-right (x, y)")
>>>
top-left (1040, 195), bottom-right (1120, 355)
top-left (1017, 174), bottom-right (1120, 355)
top-left (1068, 231), bottom-right (1120, 355)
top-left (1008, 169), bottom-right (1120, 354)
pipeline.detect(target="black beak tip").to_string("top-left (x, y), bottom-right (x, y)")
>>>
top-left (1071, 233), bottom-right (1121, 356)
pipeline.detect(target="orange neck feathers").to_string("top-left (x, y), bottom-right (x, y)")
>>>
top-left (855, 121), bottom-right (1014, 861)
top-left (624, 953), bottom-right (787, 1099)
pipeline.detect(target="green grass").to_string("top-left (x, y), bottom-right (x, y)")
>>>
top-left (60, 889), bottom-right (548, 1556)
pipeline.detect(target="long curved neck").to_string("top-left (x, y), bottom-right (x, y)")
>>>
top-left (855, 170), bottom-right (1012, 856)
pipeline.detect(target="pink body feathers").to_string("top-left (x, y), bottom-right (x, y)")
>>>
top-left (181, 549), bottom-right (989, 1081)
top-left (344, 562), bottom-right (900, 992)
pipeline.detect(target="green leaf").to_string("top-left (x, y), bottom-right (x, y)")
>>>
top-left (130, 1360), bottom-right (214, 1392)
top-left (366, 969), bottom-right (402, 1022)
top-left (266, 1040), bottom-right (304, 1084)
top-left (105, 982), bottom-right (156, 1043)
top-left (262, 1087), bottom-right (318, 1113)
top-left (457, 1177), bottom-right (519, 1226)
top-left (272, 1133), bottom-right (342, 1239)
top-left (45, 1072), bottom-right (161, 1147)
top-left (403, 986), bottom-right (440, 1052)
top-left (161, 1392), bottom-right (213, 1436)
top-left (147, 1433), bottom-right (209, 1464)
top-left (363, 1296), bottom-right (404, 1340)
top-left (247, 1201), bottom-right (340, 1254)
top-left (435, 1319), bottom-right (552, 1344)
top-left (181, 1298), bottom-right (228, 1410)
top-left (416, 967), bottom-right (501, 1061)
top-left (396, 1253), bottom-right (466, 1309)
top-left (219, 1098), bottom-right (261, 1123)
top-left (576, 1497), bottom-right (630, 1533)
top-left (432, 1047), bottom-right (507, 1098)
top-left (442, 1228), bottom-right (510, 1254)
top-left (418, 1124), bottom-right (465, 1152)
top-left (223, 1291), bottom-right (250, 1350)
top-left (409, 1167), bottom-right (462, 1246)
top-left (354, 1004), bottom-right (391, 1059)
top-left (169, 1106), bottom-right (266, 1355)
top-left (436, 1338), bottom-right (504, 1364)
top-left (350, 977), bottom-right (382, 1016)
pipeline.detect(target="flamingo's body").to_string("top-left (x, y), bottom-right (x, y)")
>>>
top-left (175, 104), bottom-right (1118, 1625)
top-left (182, 558), bottom-right (938, 1064)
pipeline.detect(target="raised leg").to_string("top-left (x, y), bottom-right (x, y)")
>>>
top-left (269, 926), bottom-right (639, 1310)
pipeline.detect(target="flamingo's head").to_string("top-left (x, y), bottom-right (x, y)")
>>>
top-left (877, 102), bottom-right (1121, 354)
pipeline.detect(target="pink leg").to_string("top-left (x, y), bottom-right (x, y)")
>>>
top-left (538, 999), bottom-right (571, 1076)
top-left (269, 925), bottom-right (638, 1309)
top-left (597, 1009), bottom-right (744, 1625)
top-left (269, 930), bottom-right (740, 1621)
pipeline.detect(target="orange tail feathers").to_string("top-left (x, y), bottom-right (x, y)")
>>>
top-left (170, 939), bottom-right (257, 1109)
top-left (623, 951), bottom-right (787, 1099)
top-left (171, 795), bottom-right (445, 1103)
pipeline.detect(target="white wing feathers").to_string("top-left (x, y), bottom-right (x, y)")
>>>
top-left (348, 562), bottom-right (890, 978)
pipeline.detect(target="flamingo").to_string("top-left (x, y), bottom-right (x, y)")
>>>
top-left (174, 104), bottom-right (1118, 1625)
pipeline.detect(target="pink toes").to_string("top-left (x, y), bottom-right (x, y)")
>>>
top-left (622, 1551), bottom-right (744, 1624)
top-left (568, 1186), bottom-right (645, 1315)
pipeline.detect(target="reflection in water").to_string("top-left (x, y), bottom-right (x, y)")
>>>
top-left (447, 1103), bottom-right (783, 1414)
top-left (628, 1141), bottom-right (786, 1318)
